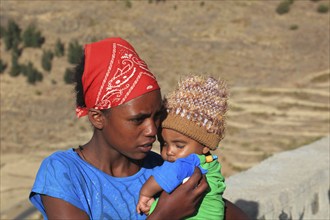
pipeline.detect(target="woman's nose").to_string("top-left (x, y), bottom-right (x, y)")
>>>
top-left (144, 119), bottom-right (157, 137)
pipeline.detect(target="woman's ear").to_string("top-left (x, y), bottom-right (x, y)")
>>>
top-left (88, 108), bottom-right (104, 129)
top-left (202, 146), bottom-right (210, 155)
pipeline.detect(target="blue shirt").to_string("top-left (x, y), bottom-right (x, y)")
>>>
top-left (29, 149), bottom-right (163, 220)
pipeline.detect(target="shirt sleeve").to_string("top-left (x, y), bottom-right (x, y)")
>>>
top-left (29, 156), bottom-right (85, 219)
top-left (152, 154), bottom-right (204, 193)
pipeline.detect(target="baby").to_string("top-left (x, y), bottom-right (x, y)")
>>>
top-left (136, 75), bottom-right (228, 219)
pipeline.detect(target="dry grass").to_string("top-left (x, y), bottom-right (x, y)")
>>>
top-left (0, 1), bottom-right (329, 218)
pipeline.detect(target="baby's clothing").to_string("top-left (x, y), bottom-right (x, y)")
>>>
top-left (149, 154), bottom-right (226, 220)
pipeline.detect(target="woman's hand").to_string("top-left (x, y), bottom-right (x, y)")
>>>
top-left (147, 168), bottom-right (208, 220)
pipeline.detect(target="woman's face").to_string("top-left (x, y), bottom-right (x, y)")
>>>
top-left (102, 90), bottom-right (162, 160)
top-left (160, 128), bottom-right (205, 162)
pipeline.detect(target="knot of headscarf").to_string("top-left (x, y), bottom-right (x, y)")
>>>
top-left (76, 38), bottom-right (160, 117)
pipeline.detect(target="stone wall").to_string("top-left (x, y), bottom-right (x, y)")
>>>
top-left (223, 136), bottom-right (330, 220)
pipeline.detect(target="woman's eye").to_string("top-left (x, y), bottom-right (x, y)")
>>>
top-left (131, 118), bottom-right (144, 124)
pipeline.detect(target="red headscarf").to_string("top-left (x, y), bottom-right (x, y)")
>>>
top-left (76, 38), bottom-right (160, 117)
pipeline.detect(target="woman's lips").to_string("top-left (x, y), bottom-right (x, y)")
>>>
top-left (138, 144), bottom-right (153, 152)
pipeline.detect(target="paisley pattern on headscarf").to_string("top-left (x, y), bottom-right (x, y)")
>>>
top-left (76, 38), bottom-right (160, 118)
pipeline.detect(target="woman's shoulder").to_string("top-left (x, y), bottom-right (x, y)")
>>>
top-left (44, 148), bottom-right (75, 159)
top-left (40, 149), bottom-right (78, 168)
top-left (32, 149), bottom-right (81, 185)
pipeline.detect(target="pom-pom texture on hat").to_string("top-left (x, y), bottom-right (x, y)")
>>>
top-left (162, 75), bottom-right (228, 150)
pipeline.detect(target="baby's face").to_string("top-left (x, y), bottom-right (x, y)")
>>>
top-left (159, 128), bottom-right (206, 162)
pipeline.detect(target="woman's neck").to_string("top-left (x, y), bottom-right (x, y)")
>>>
top-left (78, 139), bottom-right (142, 177)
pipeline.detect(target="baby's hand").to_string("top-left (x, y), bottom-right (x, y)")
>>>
top-left (136, 195), bottom-right (155, 215)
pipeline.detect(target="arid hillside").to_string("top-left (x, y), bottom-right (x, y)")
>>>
top-left (0, 1), bottom-right (329, 219)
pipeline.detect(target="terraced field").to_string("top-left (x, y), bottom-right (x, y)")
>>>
top-left (220, 69), bottom-right (329, 176)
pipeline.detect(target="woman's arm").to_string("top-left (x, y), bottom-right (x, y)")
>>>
top-left (41, 195), bottom-right (89, 219)
top-left (147, 168), bottom-right (208, 220)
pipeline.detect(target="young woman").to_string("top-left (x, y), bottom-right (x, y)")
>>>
top-left (29, 37), bottom-right (249, 220)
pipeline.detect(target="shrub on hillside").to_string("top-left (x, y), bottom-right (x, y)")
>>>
top-left (9, 63), bottom-right (21, 77)
top-left (125, 0), bottom-right (132, 8)
top-left (317, 4), bottom-right (329, 13)
top-left (22, 23), bottom-right (45, 48)
top-left (289, 24), bottom-right (299, 30)
top-left (0, 59), bottom-right (7, 74)
top-left (68, 40), bottom-right (83, 64)
top-left (9, 52), bottom-right (21, 77)
top-left (41, 49), bottom-right (54, 71)
top-left (12, 44), bottom-right (22, 58)
top-left (21, 62), bottom-right (43, 84)
top-left (64, 67), bottom-right (75, 84)
top-left (4, 19), bottom-right (21, 51)
top-left (276, 0), bottom-right (293, 15)
top-left (0, 25), bottom-right (6, 39)
top-left (148, 0), bottom-right (166, 3)
top-left (54, 38), bottom-right (65, 57)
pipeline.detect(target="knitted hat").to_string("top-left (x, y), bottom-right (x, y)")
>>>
top-left (162, 75), bottom-right (228, 150)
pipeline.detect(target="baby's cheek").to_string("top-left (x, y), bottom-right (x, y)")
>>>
top-left (160, 151), bottom-right (166, 160)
